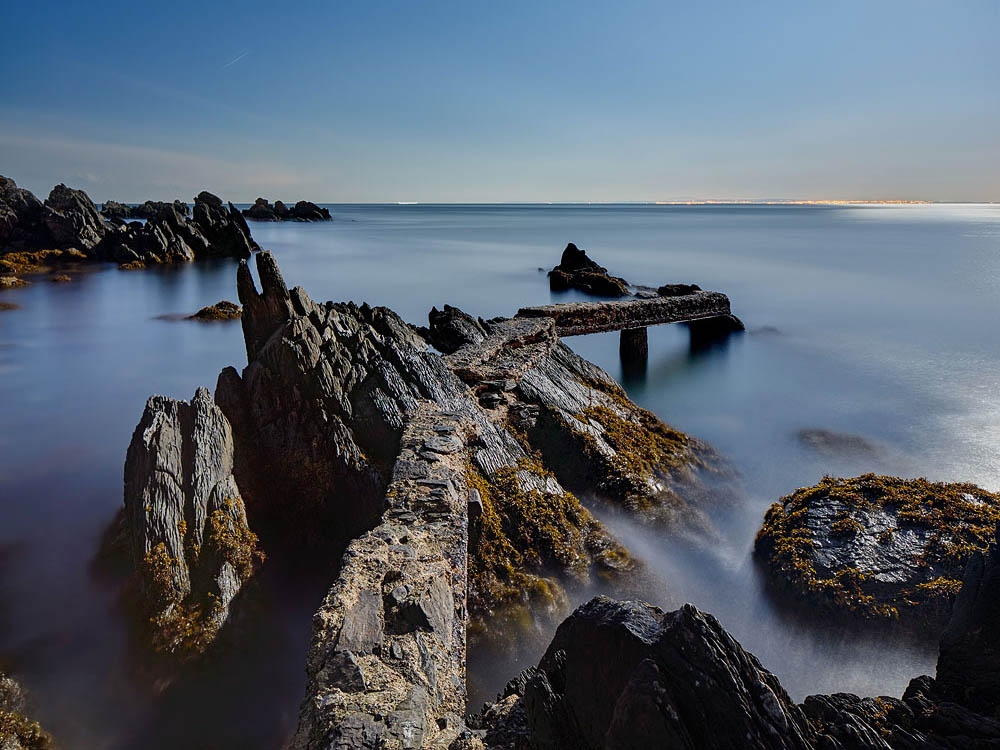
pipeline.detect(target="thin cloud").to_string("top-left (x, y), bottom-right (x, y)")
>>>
top-left (222, 50), bottom-right (249, 69)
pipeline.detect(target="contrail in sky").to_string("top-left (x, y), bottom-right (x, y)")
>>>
top-left (222, 51), bottom-right (249, 69)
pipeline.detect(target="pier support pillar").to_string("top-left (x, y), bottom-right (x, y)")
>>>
top-left (620, 327), bottom-right (648, 365)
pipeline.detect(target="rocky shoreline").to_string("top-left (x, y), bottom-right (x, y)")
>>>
top-left (0, 176), bottom-right (257, 282)
top-left (92, 250), bottom-right (1000, 748)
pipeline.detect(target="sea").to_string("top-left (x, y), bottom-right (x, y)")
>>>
top-left (1, 202), bottom-right (999, 747)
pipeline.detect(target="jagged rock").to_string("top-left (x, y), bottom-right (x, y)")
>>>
top-left (244, 198), bottom-right (279, 221)
top-left (0, 176), bottom-right (47, 250)
top-left (122, 387), bottom-right (262, 660)
top-left (190, 192), bottom-right (257, 259)
top-left (548, 243), bottom-right (629, 297)
top-left (42, 183), bottom-right (108, 253)
top-left (0, 673), bottom-right (53, 749)
top-left (188, 300), bottom-right (242, 321)
top-left (100, 199), bottom-right (132, 219)
top-left (755, 474), bottom-right (1000, 626)
top-left (478, 596), bottom-right (815, 750)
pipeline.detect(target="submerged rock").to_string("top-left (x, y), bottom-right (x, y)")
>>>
top-left (548, 243), bottom-right (629, 297)
top-left (755, 474), bottom-right (1000, 625)
top-left (122, 387), bottom-right (263, 661)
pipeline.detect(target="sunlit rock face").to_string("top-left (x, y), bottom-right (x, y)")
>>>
top-left (755, 474), bottom-right (1000, 626)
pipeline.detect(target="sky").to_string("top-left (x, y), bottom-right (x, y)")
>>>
top-left (1, 1), bottom-right (998, 203)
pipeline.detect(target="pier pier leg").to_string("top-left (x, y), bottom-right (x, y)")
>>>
top-left (620, 327), bottom-right (648, 366)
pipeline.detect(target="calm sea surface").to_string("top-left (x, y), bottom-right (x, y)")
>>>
top-left (1, 203), bottom-right (999, 747)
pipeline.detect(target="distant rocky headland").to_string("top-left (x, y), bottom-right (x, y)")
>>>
top-left (0, 176), bottom-right (257, 282)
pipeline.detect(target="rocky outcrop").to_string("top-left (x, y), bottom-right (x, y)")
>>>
top-left (189, 300), bottom-right (242, 321)
top-left (0, 673), bottom-right (52, 750)
top-left (42, 183), bottom-right (108, 253)
top-left (242, 197), bottom-right (331, 221)
top-left (0, 177), bottom-right (46, 251)
top-left (1, 177), bottom-right (257, 273)
top-left (548, 243), bottom-right (629, 297)
top-left (101, 199), bottom-right (191, 221)
top-left (122, 387), bottom-right (263, 660)
top-left (478, 548), bottom-right (1000, 750)
top-left (477, 596), bottom-right (816, 750)
top-left (755, 474), bottom-right (1000, 626)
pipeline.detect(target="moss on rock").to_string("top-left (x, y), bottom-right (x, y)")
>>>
top-left (755, 474), bottom-right (1000, 624)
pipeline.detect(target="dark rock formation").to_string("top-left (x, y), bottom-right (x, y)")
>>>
top-left (42, 183), bottom-right (108, 253)
top-left (101, 199), bottom-right (191, 221)
top-left (189, 300), bottom-right (242, 321)
top-left (242, 197), bottom-right (331, 221)
top-left (548, 243), bottom-right (629, 297)
top-left (755, 474), bottom-right (1000, 626)
top-left (0, 176), bottom-right (46, 251)
top-left (477, 596), bottom-right (816, 750)
top-left (480, 549), bottom-right (1000, 749)
top-left (0, 673), bottom-right (53, 749)
top-left (191, 192), bottom-right (257, 259)
top-left (122, 387), bottom-right (263, 660)
top-left (1, 177), bottom-right (257, 273)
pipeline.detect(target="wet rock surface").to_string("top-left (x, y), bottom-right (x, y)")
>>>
top-left (755, 474), bottom-right (1000, 626)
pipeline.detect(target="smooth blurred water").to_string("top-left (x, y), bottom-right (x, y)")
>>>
top-left (1, 203), bottom-right (999, 746)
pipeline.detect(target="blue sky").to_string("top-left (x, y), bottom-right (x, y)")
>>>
top-left (1, 1), bottom-right (998, 202)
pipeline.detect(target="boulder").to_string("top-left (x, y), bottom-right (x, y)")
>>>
top-left (290, 200), bottom-right (331, 221)
top-left (754, 474), bottom-right (1000, 626)
top-left (548, 243), bottom-right (629, 297)
top-left (244, 198), bottom-right (279, 221)
top-left (42, 183), bottom-right (108, 253)
top-left (122, 387), bottom-right (263, 660)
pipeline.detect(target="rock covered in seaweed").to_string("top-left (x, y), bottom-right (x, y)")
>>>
top-left (122, 387), bottom-right (263, 661)
top-left (754, 474), bottom-right (1000, 625)
top-left (188, 300), bottom-right (242, 321)
top-left (548, 243), bottom-right (629, 297)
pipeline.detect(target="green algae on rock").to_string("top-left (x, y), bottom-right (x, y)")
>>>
top-left (755, 473), bottom-right (1000, 624)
